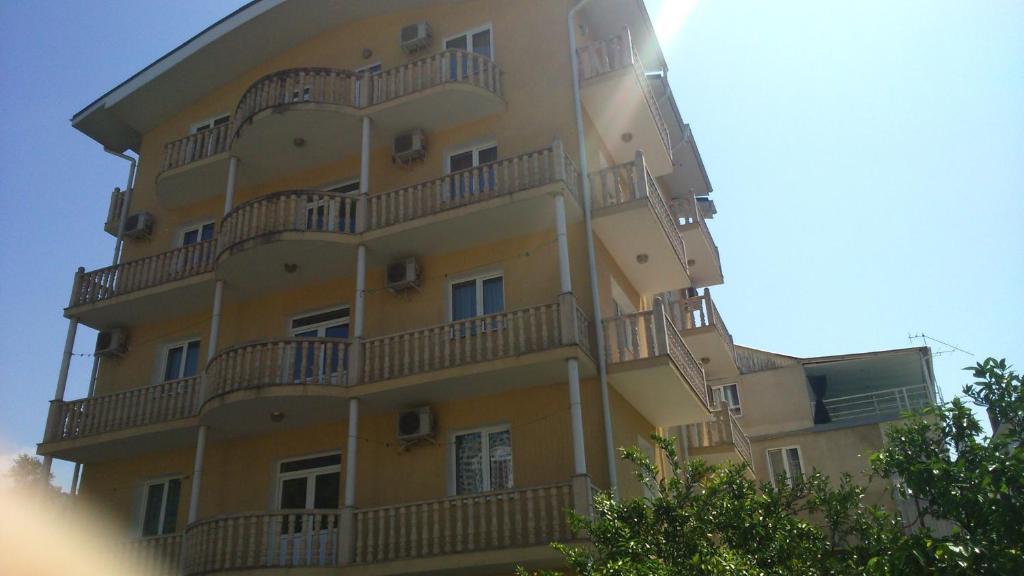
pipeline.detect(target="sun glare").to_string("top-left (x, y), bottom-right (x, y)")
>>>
top-left (650, 0), bottom-right (699, 47)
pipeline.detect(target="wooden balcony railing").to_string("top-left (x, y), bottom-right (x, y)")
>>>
top-left (354, 483), bottom-right (573, 563)
top-left (577, 29), bottom-right (671, 158)
top-left (122, 533), bottom-right (183, 576)
top-left (232, 49), bottom-right (503, 142)
top-left (683, 404), bottom-right (752, 466)
top-left (182, 509), bottom-right (343, 575)
top-left (205, 338), bottom-right (352, 403)
top-left (46, 377), bottom-right (199, 442)
top-left (69, 239), bottom-right (217, 308)
top-left (366, 143), bottom-right (579, 230)
top-left (823, 384), bottom-right (932, 422)
top-left (665, 288), bottom-right (735, 360)
top-left (589, 154), bottom-right (689, 272)
top-left (361, 299), bottom-right (588, 384)
top-left (161, 123), bottom-right (231, 173)
top-left (602, 300), bottom-right (709, 409)
top-left (218, 189), bottom-right (358, 255)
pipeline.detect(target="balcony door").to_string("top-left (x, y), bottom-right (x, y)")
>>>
top-left (446, 143), bottom-right (498, 200)
top-left (275, 453), bottom-right (341, 565)
top-left (444, 25), bottom-right (492, 79)
top-left (290, 308), bottom-right (349, 384)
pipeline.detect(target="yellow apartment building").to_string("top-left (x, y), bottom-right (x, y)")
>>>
top-left (36, 1), bottom-right (936, 574)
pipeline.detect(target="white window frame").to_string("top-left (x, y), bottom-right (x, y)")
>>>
top-left (443, 23), bottom-right (495, 60)
top-left (444, 141), bottom-right (498, 175)
top-left (138, 476), bottom-right (184, 537)
top-left (274, 451), bottom-right (342, 510)
top-left (178, 220), bottom-right (216, 247)
top-left (159, 339), bottom-right (202, 383)
top-left (448, 424), bottom-right (513, 496)
top-left (766, 445), bottom-right (804, 487)
top-left (446, 270), bottom-right (504, 322)
top-left (712, 383), bottom-right (742, 416)
top-left (188, 113), bottom-right (230, 135)
top-left (289, 306), bottom-right (351, 337)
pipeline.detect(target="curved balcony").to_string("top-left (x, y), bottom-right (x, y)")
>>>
top-left (216, 190), bottom-right (359, 297)
top-left (157, 124), bottom-right (232, 208)
top-left (201, 338), bottom-right (351, 432)
top-left (230, 49), bottom-right (505, 187)
top-left (40, 377), bottom-right (199, 462)
top-left (67, 240), bottom-right (217, 329)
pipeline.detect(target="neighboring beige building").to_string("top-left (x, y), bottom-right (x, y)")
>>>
top-left (35, 2), bottom-right (937, 574)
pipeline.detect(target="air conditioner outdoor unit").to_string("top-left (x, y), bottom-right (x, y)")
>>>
top-left (95, 329), bottom-right (128, 358)
top-left (400, 22), bottom-right (432, 54)
top-left (397, 407), bottom-right (434, 441)
top-left (386, 257), bottom-right (421, 292)
top-left (122, 212), bottom-right (154, 240)
top-left (392, 129), bottom-right (426, 164)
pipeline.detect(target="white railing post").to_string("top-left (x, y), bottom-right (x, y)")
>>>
top-left (651, 298), bottom-right (668, 355)
top-left (633, 150), bottom-right (648, 200)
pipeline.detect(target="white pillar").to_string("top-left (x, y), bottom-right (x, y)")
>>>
top-left (223, 156), bottom-right (239, 216)
top-left (207, 282), bottom-right (225, 362)
top-left (554, 193), bottom-right (572, 294)
top-left (357, 117), bottom-right (371, 233)
top-left (43, 317), bottom-right (79, 478)
top-left (567, 358), bottom-right (587, 476)
top-left (187, 426), bottom-right (208, 523)
top-left (340, 398), bottom-right (360, 563)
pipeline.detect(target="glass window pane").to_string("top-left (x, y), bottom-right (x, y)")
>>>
top-left (472, 30), bottom-right (492, 58)
top-left (482, 277), bottom-right (504, 315)
top-left (279, 454), bottom-right (342, 474)
top-left (313, 472), bottom-right (340, 509)
top-left (182, 341), bottom-right (200, 378)
top-left (200, 223), bottom-right (216, 241)
top-left (182, 229), bottom-right (199, 246)
top-left (767, 449), bottom-right (786, 485)
top-left (141, 483), bottom-right (165, 537)
top-left (449, 150), bottom-right (474, 173)
top-left (451, 280), bottom-right (477, 321)
top-left (280, 477), bottom-right (308, 509)
top-left (488, 429), bottom-right (512, 490)
top-left (213, 115), bottom-right (230, 127)
top-left (478, 146), bottom-right (498, 164)
top-left (163, 346), bottom-right (183, 382)
top-left (161, 479), bottom-right (181, 534)
top-left (455, 432), bottom-right (484, 495)
top-left (445, 34), bottom-right (468, 50)
top-left (786, 449), bottom-right (803, 478)
top-left (291, 308), bottom-right (349, 331)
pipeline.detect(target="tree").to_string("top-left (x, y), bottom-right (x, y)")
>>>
top-left (3, 453), bottom-right (62, 496)
top-left (523, 357), bottom-right (1022, 575)
top-left (870, 358), bottom-right (1024, 574)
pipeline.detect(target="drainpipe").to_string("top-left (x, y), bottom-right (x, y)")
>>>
top-left (569, 0), bottom-right (618, 498)
top-left (103, 149), bottom-right (137, 267)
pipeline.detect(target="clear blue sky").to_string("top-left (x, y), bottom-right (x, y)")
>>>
top-left (0, 1), bottom-right (1020, 488)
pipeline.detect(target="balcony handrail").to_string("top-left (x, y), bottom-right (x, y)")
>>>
top-left (122, 532), bottom-right (183, 576)
top-left (367, 143), bottom-right (578, 230)
top-left (665, 288), bottom-right (735, 360)
top-left (218, 189), bottom-right (359, 256)
top-left (822, 384), bottom-right (932, 422)
top-left (577, 29), bottom-right (671, 157)
top-left (683, 404), bottom-right (752, 466)
top-left (47, 376), bottom-right (199, 442)
top-left (69, 238), bottom-right (218, 308)
top-left (361, 301), bottom-right (568, 384)
top-left (663, 312), bottom-right (710, 409)
top-left (588, 155), bottom-right (689, 272)
top-left (205, 337), bottom-right (353, 403)
top-left (232, 49), bottom-right (503, 142)
top-left (353, 482), bottom-right (573, 563)
top-left (161, 123), bottom-right (231, 173)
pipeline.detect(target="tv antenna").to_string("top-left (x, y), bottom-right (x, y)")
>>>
top-left (907, 333), bottom-right (973, 358)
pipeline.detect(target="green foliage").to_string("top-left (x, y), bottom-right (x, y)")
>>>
top-left (521, 357), bottom-right (1022, 575)
top-left (4, 453), bottom-right (62, 495)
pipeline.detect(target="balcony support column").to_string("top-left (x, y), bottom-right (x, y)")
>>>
top-left (187, 425), bottom-right (208, 524)
top-left (350, 245), bottom-right (367, 385)
top-left (340, 398), bottom-right (360, 564)
top-left (42, 316), bottom-right (79, 478)
top-left (223, 156), bottom-right (239, 215)
top-left (70, 353), bottom-right (102, 495)
top-left (356, 117), bottom-right (371, 233)
top-left (554, 193), bottom-right (572, 294)
top-left (569, 0), bottom-right (619, 498)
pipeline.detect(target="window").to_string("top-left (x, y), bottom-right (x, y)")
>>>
top-left (355, 63), bottom-right (382, 107)
top-left (162, 340), bottom-right (201, 382)
top-left (290, 307), bottom-right (350, 383)
top-left (140, 477), bottom-right (182, 536)
top-left (306, 180), bottom-right (359, 232)
top-left (445, 25), bottom-right (493, 70)
top-left (276, 453), bottom-right (341, 540)
top-left (452, 426), bottom-right (512, 495)
top-left (189, 114), bottom-right (230, 135)
top-left (180, 222), bottom-right (215, 246)
top-left (446, 143), bottom-right (498, 199)
top-left (766, 446), bottom-right (804, 487)
top-left (712, 384), bottom-right (742, 416)
top-left (449, 272), bottom-right (504, 320)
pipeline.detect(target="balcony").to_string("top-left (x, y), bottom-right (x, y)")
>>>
top-left (681, 404), bottom-right (753, 468)
top-left (130, 482), bottom-right (574, 575)
top-left (822, 384), bottom-right (932, 423)
top-left (589, 154), bottom-right (691, 295)
top-left (157, 124), bottom-right (232, 208)
top-left (39, 377), bottom-right (199, 462)
top-left (677, 190), bottom-right (723, 288)
top-left (66, 240), bottom-right (217, 329)
top-left (578, 30), bottom-right (672, 176)
top-left (664, 289), bottom-right (738, 379)
top-left (602, 301), bottom-right (710, 426)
